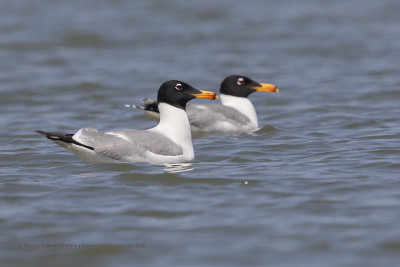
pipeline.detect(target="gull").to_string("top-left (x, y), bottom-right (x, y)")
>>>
top-left (36, 80), bottom-right (218, 164)
top-left (126, 75), bottom-right (278, 133)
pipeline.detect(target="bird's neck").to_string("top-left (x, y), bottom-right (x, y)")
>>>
top-left (220, 94), bottom-right (258, 128)
top-left (150, 103), bottom-right (194, 156)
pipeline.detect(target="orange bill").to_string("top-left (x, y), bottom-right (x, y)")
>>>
top-left (251, 83), bottom-right (279, 93)
top-left (191, 90), bottom-right (219, 100)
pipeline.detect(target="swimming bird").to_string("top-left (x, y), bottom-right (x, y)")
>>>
top-left (36, 80), bottom-right (218, 164)
top-left (126, 75), bottom-right (278, 133)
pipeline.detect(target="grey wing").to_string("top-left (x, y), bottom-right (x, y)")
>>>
top-left (105, 129), bottom-right (183, 156)
top-left (187, 104), bottom-right (250, 129)
top-left (73, 128), bottom-right (141, 160)
top-left (74, 128), bottom-right (182, 161)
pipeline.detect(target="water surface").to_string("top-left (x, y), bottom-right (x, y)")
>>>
top-left (1, 0), bottom-right (400, 266)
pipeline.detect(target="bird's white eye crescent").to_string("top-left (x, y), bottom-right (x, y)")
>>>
top-left (237, 77), bottom-right (245, 86)
top-left (175, 83), bottom-right (183, 91)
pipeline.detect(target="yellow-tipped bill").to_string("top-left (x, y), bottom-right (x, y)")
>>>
top-left (252, 83), bottom-right (279, 93)
top-left (191, 90), bottom-right (219, 100)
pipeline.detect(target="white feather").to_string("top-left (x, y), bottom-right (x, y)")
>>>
top-left (219, 94), bottom-right (258, 129)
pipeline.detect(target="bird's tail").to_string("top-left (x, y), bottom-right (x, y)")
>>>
top-left (125, 98), bottom-right (160, 120)
top-left (125, 98), bottom-right (159, 113)
top-left (35, 130), bottom-right (94, 150)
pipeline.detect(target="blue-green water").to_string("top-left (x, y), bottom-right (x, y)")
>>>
top-left (1, 0), bottom-right (400, 266)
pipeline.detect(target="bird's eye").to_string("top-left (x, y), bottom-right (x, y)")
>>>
top-left (175, 83), bottom-right (183, 91)
top-left (237, 77), bottom-right (245, 86)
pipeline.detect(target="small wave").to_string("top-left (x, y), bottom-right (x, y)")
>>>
top-left (251, 125), bottom-right (279, 135)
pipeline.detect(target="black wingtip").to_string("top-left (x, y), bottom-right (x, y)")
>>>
top-left (125, 104), bottom-right (145, 111)
top-left (126, 99), bottom-right (160, 114)
top-left (35, 130), bottom-right (61, 141)
top-left (36, 130), bottom-right (53, 139)
top-left (35, 129), bottom-right (94, 150)
top-left (35, 130), bottom-right (45, 134)
top-left (141, 99), bottom-right (159, 113)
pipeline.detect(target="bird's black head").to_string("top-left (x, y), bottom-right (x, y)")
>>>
top-left (157, 80), bottom-right (219, 110)
top-left (220, 75), bottom-right (278, 97)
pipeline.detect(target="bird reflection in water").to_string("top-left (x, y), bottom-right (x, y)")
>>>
top-left (163, 163), bottom-right (194, 173)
